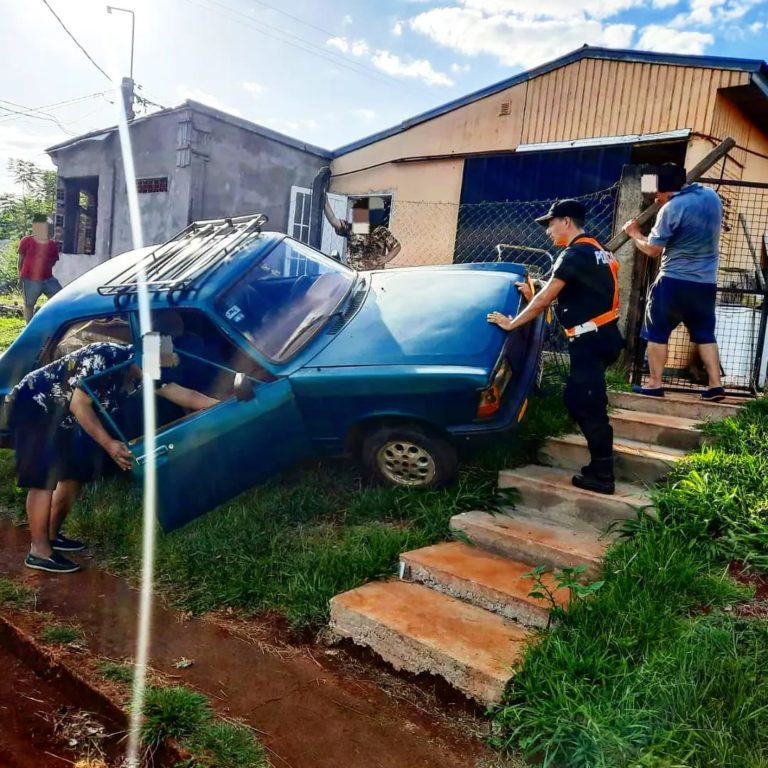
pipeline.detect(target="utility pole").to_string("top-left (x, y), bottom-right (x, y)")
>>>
top-left (107, 6), bottom-right (136, 119)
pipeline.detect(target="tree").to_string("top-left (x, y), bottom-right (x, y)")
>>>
top-left (0, 159), bottom-right (57, 241)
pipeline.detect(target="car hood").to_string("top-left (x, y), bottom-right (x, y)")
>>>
top-left (307, 269), bottom-right (522, 370)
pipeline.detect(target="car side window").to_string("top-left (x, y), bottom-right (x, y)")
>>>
top-left (48, 316), bottom-right (132, 363)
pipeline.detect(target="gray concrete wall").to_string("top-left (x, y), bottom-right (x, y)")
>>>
top-left (193, 111), bottom-right (328, 233)
top-left (48, 105), bottom-right (330, 285)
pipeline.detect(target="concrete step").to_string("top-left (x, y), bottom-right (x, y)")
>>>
top-left (498, 464), bottom-right (652, 527)
top-left (400, 541), bottom-right (566, 628)
top-left (450, 509), bottom-right (609, 578)
top-left (609, 390), bottom-right (742, 422)
top-left (610, 408), bottom-right (703, 451)
top-left (329, 580), bottom-right (531, 704)
top-left (540, 433), bottom-right (687, 484)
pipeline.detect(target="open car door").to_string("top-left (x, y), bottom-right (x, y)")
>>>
top-left (128, 379), bottom-right (314, 531)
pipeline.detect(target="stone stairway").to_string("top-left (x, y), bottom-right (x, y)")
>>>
top-left (329, 391), bottom-right (741, 704)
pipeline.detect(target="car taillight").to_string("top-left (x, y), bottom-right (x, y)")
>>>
top-left (477, 359), bottom-right (512, 419)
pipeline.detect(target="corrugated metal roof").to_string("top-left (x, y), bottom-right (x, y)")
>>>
top-left (332, 46), bottom-right (768, 157)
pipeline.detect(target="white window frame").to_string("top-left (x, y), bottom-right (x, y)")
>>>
top-left (289, 185), bottom-right (312, 244)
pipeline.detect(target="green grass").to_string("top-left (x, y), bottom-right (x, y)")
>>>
top-left (143, 685), bottom-right (268, 767)
top-left (40, 623), bottom-right (84, 645)
top-left (0, 577), bottom-right (37, 609)
top-left (491, 398), bottom-right (768, 768)
top-left (0, 388), bottom-right (571, 629)
top-left (97, 659), bottom-right (135, 684)
top-left (183, 720), bottom-right (269, 768)
top-left (142, 686), bottom-right (211, 747)
top-left (0, 315), bottom-right (24, 352)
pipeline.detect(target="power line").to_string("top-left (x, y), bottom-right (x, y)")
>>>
top-left (186, 0), bottom-right (420, 95)
top-left (0, 99), bottom-right (79, 135)
top-left (0, 92), bottom-right (109, 125)
top-left (248, 0), bottom-right (337, 38)
top-left (39, 0), bottom-right (112, 82)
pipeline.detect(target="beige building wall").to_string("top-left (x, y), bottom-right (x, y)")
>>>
top-left (330, 158), bottom-right (464, 266)
top-left (331, 56), bottom-right (765, 268)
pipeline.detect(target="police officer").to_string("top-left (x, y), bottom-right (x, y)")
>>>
top-left (488, 199), bottom-right (624, 495)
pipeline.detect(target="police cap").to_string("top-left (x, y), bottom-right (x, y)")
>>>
top-left (534, 199), bottom-right (587, 227)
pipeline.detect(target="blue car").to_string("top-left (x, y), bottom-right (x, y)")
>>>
top-left (0, 215), bottom-right (547, 531)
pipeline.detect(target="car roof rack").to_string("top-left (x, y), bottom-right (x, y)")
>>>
top-left (97, 213), bottom-right (269, 296)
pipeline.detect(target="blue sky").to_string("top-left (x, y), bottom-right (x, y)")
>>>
top-left (0, 0), bottom-right (766, 193)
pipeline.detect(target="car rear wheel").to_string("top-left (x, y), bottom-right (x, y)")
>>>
top-left (360, 425), bottom-right (458, 489)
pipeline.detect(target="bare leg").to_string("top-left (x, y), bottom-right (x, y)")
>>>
top-left (646, 341), bottom-right (668, 389)
top-left (698, 343), bottom-right (722, 388)
top-left (50, 480), bottom-right (82, 540)
top-left (26, 489), bottom-right (55, 558)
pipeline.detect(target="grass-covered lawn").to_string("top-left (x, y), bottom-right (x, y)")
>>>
top-left (0, 315), bottom-right (24, 351)
top-left (0, 388), bottom-right (572, 629)
top-left (492, 398), bottom-right (768, 768)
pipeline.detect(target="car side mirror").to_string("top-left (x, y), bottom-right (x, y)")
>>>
top-left (234, 372), bottom-right (256, 401)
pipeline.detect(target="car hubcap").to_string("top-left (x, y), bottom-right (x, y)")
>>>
top-left (377, 440), bottom-right (436, 487)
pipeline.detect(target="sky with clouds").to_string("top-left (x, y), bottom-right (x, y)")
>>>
top-left (0, 0), bottom-right (766, 194)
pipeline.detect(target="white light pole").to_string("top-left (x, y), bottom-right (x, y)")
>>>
top-left (106, 5), bottom-right (135, 81)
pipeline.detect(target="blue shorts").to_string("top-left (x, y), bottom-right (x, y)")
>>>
top-left (642, 276), bottom-right (717, 345)
top-left (10, 400), bottom-right (107, 490)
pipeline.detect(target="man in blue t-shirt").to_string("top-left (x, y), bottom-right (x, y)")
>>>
top-left (9, 340), bottom-right (218, 574)
top-left (623, 164), bottom-right (725, 401)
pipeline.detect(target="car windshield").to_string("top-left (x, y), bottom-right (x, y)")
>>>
top-left (216, 237), bottom-right (356, 362)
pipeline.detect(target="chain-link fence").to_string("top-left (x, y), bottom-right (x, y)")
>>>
top-left (631, 178), bottom-right (768, 394)
top-left (385, 185), bottom-right (620, 385)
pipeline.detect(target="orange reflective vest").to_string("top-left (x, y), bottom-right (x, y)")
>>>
top-left (563, 236), bottom-right (620, 338)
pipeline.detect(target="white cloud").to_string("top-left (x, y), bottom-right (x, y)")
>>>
top-left (410, 7), bottom-right (635, 68)
top-left (176, 85), bottom-right (243, 116)
top-left (342, 14), bottom-right (353, 25)
top-left (371, 50), bottom-right (454, 86)
top-left (651, 0), bottom-right (680, 7)
top-left (749, 20), bottom-right (766, 32)
top-left (393, 20), bottom-right (404, 35)
top-left (353, 108), bottom-right (377, 121)
top-left (326, 36), bottom-right (453, 86)
top-left (326, 36), bottom-right (370, 56)
top-left (637, 24), bottom-right (713, 52)
top-left (461, 0), bottom-right (644, 20)
top-left (242, 81), bottom-right (264, 98)
top-left (671, 0), bottom-right (764, 26)
top-left (450, 62), bottom-right (471, 73)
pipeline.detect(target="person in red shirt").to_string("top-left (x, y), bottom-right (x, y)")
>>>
top-left (18, 216), bottom-right (62, 323)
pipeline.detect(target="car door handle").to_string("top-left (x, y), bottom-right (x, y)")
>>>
top-left (135, 444), bottom-right (172, 466)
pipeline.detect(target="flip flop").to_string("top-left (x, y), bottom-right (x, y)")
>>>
top-left (632, 385), bottom-right (665, 397)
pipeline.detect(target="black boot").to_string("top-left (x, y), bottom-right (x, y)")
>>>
top-left (572, 456), bottom-right (615, 495)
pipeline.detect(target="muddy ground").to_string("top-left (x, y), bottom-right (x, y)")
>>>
top-left (0, 522), bottom-right (522, 768)
top-left (0, 642), bottom-right (125, 768)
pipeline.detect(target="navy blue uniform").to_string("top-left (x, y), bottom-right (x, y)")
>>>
top-left (552, 235), bottom-right (624, 468)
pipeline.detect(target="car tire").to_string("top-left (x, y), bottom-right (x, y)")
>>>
top-left (360, 425), bottom-right (459, 489)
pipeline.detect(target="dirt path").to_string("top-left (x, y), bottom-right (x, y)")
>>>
top-left (0, 642), bottom-right (125, 768)
top-left (0, 523), bottom-right (505, 768)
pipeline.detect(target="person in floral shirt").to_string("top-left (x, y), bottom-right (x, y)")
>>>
top-left (9, 340), bottom-right (218, 574)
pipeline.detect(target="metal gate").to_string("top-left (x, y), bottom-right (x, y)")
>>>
top-left (630, 177), bottom-right (768, 395)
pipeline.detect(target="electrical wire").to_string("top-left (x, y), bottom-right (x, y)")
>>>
top-left (185, 0), bottom-right (421, 94)
top-left (39, 0), bottom-right (112, 81)
top-left (0, 92), bottom-right (110, 126)
top-left (0, 100), bottom-right (79, 135)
